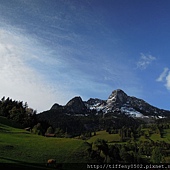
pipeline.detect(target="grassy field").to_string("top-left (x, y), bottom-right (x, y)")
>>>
top-left (138, 127), bottom-right (170, 143)
top-left (0, 117), bottom-right (90, 169)
top-left (87, 130), bottom-right (121, 143)
top-left (162, 129), bottom-right (170, 143)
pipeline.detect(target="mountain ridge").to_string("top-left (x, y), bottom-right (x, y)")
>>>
top-left (85, 89), bottom-right (169, 117)
top-left (48, 89), bottom-right (170, 117)
top-left (37, 89), bottom-right (170, 136)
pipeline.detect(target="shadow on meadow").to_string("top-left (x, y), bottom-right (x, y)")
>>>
top-left (0, 156), bottom-right (55, 170)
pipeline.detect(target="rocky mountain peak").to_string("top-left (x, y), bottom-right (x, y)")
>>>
top-left (107, 89), bottom-right (128, 106)
top-left (66, 96), bottom-right (83, 106)
top-left (50, 103), bottom-right (62, 110)
top-left (65, 96), bottom-right (87, 114)
top-left (86, 98), bottom-right (106, 105)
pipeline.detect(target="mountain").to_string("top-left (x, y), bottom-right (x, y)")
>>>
top-left (65, 96), bottom-right (88, 114)
top-left (50, 96), bottom-right (88, 116)
top-left (85, 89), bottom-right (170, 117)
top-left (37, 89), bottom-right (170, 135)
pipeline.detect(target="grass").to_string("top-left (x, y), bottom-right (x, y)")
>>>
top-left (137, 128), bottom-right (170, 144)
top-left (0, 117), bottom-right (90, 169)
top-left (87, 128), bottom-right (170, 145)
top-left (150, 133), bottom-right (163, 141)
top-left (161, 129), bottom-right (170, 143)
top-left (87, 130), bottom-right (121, 143)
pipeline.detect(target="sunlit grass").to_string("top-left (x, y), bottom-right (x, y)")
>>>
top-left (87, 130), bottom-right (121, 143)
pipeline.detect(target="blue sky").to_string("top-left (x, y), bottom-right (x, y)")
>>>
top-left (0, 0), bottom-right (170, 112)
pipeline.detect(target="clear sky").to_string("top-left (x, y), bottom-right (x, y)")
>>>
top-left (0, 0), bottom-right (170, 112)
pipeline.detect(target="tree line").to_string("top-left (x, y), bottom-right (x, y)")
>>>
top-left (0, 96), bottom-right (37, 128)
top-left (86, 138), bottom-right (165, 164)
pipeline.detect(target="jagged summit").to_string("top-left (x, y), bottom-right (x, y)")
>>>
top-left (51, 103), bottom-right (62, 110)
top-left (87, 98), bottom-right (103, 105)
top-left (66, 96), bottom-right (83, 106)
top-left (107, 89), bottom-right (128, 105)
top-left (65, 96), bottom-right (87, 114)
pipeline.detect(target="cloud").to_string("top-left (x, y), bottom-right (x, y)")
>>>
top-left (137, 53), bottom-right (156, 69)
top-left (0, 23), bottom-right (76, 112)
top-left (165, 72), bottom-right (170, 90)
top-left (156, 68), bottom-right (170, 91)
top-left (156, 67), bottom-right (169, 82)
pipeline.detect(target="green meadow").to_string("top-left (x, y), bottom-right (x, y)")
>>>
top-left (138, 126), bottom-right (170, 143)
top-left (0, 117), bottom-right (90, 169)
top-left (87, 130), bottom-right (121, 143)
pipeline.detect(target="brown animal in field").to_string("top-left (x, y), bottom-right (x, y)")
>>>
top-left (46, 159), bottom-right (56, 167)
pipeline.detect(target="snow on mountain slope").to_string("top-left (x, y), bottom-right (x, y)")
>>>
top-left (85, 89), bottom-right (170, 118)
top-left (121, 106), bottom-right (143, 117)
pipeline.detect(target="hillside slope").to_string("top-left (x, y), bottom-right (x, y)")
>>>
top-left (0, 116), bottom-right (90, 169)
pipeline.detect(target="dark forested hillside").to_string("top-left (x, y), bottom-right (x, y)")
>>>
top-left (37, 109), bottom-right (142, 137)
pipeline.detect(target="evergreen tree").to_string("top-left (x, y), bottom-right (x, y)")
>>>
top-left (151, 147), bottom-right (162, 163)
top-left (46, 126), bottom-right (54, 134)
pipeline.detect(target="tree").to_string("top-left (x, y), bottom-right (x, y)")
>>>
top-left (24, 102), bottom-right (28, 109)
top-left (55, 128), bottom-right (64, 137)
top-left (9, 106), bottom-right (21, 122)
top-left (120, 148), bottom-right (134, 163)
top-left (0, 97), bottom-right (37, 127)
top-left (108, 145), bottom-right (120, 163)
top-left (151, 147), bottom-right (162, 163)
top-left (32, 123), bottom-right (43, 135)
top-left (46, 126), bottom-right (54, 134)
top-left (92, 139), bottom-right (109, 163)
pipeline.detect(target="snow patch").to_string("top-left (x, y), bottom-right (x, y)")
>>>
top-left (121, 107), bottom-right (143, 117)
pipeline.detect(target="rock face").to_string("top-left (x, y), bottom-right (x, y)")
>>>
top-left (85, 98), bottom-right (106, 111)
top-left (50, 103), bottom-right (62, 110)
top-left (86, 98), bottom-right (106, 106)
top-left (106, 89), bottom-right (128, 108)
top-left (107, 89), bottom-right (128, 103)
top-left (65, 96), bottom-right (87, 114)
